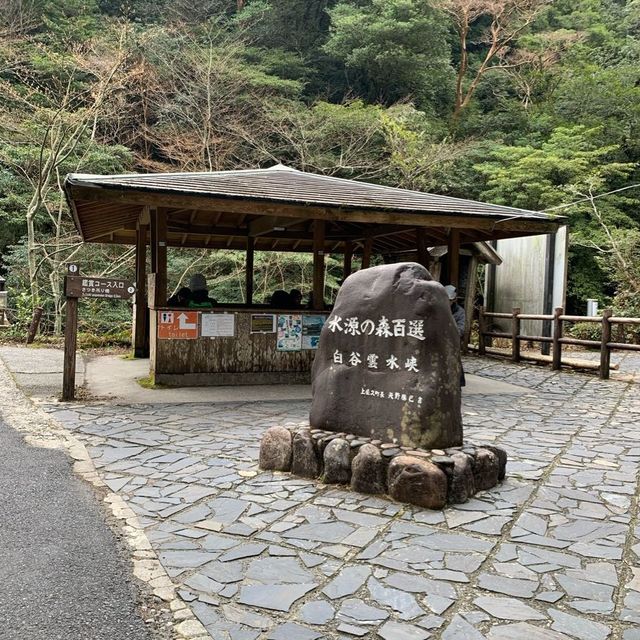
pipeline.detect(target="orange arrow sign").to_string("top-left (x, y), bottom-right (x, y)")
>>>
top-left (157, 310), bottom-right (199, 339)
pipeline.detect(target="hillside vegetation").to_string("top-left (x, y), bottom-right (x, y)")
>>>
top-left (1, 0), bottom-right (639, 336)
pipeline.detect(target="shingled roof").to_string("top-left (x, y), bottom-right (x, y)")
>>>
top-left (64, 164), bottom-right (563, 253)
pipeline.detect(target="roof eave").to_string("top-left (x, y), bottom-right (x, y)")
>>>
top-left (65, 179), bottom-right (565, 231)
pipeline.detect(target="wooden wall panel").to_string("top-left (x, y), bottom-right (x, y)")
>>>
top-left (153, 311), bottom-right (322, 381)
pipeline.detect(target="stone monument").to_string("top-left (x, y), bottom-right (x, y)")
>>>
top-left (259, 263), bottom-right (506, 509)
top-left (310, 262), bottom-right (462, 450)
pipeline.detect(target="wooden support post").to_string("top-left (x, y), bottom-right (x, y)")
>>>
top-left (600, 308), bottom-right (613, 380)
top-left (462, 256), bottom-right (478, 353)
top-left (245, 235), bottom-right (254, 305)
top-left (62, 296), bottom-right (78, 401)
top-left (431, 260), bottom-right (442, 282)
top-left (133, 223), bottom-right (148, 358)
top-left (447, 229), bottom-right (460, 288)
top-left (312, 219), bottom-right (325, 310)
top-left (416, 228), bottom-right (429, 267)
top-left (361, 236), bottom-right (373, 269)
top-left (343, 241), bottom-right (353, 280)
top-left (478, 306), bottom-right (487, 356)
top-left (511, 307), bottom-right (521, 362)
top-left (150, 207), bottom-right (158, 272)
top-left (552, 306), bottom-right (563, 370)
top-left (150, 207), bottom-right (167, 307)
top-left (147, 273), bottom-right (157, 309)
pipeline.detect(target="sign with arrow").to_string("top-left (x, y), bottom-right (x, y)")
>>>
top-left (157, 310), bottom-right (200, 340)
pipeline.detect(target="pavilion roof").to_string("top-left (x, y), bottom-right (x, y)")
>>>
top-left (64, 164), bottom-right (564, 253)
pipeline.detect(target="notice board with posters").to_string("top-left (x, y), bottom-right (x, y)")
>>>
top-left (276, 314), bottom-right (302, 351)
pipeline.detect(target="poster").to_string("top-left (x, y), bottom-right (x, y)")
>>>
top-left (201, 313), bottom-right (235, 338)
top-left (302, 315), bottom-right (326, 350)
top-left (276, 314), bottom-right (302, 351)
top-left (251, 314), bottom-right (276, 334)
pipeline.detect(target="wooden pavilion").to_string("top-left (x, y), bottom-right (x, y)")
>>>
top-left (64, 164), bottom-right (563, 385)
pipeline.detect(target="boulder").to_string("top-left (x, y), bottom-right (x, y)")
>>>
top-left (351, 444), bottom-right (385, 494)
top-left (323, 438), bottom-right (352, 484)
top-left (291, 429), bottom-right (321, 479)
top-left (483, 445), bottom-right (507, 481)
top-left (259, 426), bottom-right (293, 471)
top-left (387, 455), bottom-right (448, 509)
top-left (309, 263), bottom-right (462, 450)
top-left (449, 452), bottom-right (476, 504)
top-left (473, 448), bottom-right (500, 491)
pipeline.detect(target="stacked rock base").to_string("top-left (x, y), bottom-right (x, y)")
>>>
top-left (259, 426), bottom-right (507, 510)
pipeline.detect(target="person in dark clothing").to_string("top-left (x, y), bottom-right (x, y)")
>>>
top-left (445, 284), bottom-right (466, 387)
top-left (270, 290), bottom-right (291, 308)
top-left (444, 285), bottom-right (465, 337)
top-left (289, 289), bottom-right (303, 308)
top-left (167, 287), bottom-right (191, 307)
top-left (187, 273), bottom-right (217, 308)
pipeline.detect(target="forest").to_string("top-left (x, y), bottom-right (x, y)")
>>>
top-left (0, 0), bottom-right (639, 340)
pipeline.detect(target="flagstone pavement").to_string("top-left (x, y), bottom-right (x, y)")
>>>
top-left (42, 356), bottom-right (640, 640)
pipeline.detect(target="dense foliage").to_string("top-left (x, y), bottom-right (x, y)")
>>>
top-left (1, 0), bottom-right (639, 336)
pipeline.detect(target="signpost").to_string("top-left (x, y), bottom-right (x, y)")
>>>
top-left (65, 276), bottom-right (135, 300)
top-left (62, 266), bottom-right (135, 401)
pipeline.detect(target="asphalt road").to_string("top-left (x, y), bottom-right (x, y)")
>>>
top-left (0, 420), bottom-right (152, 640)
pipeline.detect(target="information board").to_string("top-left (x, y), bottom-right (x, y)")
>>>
top-left (250, 314), bottom-right (276, 334)
top-left (157, 310), bottom-right (199, 339)
top-left (276, 314), bottom-right (302, 351)
top-left (302, 315), bottom-right (326, 350)
top-left (65, 276), bottom-right (135, 299)
top-left (201, 313), bottom-right (235, 338)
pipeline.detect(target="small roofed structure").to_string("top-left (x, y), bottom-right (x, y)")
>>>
top-left (64, 164), bottom-right (563, 385)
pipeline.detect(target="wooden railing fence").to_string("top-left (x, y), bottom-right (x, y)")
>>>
top-left (477, 307), bottom-right (640, 379)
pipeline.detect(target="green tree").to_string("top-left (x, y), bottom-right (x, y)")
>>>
top-left (474, 125), bottom-right (638, 309)
top-left (324, 0), bottom-right (454, 113)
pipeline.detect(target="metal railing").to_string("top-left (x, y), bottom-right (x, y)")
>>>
top-left (478, 307), bottom-right (640, 379)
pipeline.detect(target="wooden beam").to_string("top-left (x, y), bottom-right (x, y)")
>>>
top-left (139, 205), bottom-right (150, 225)
top-left (150, 207), bottom-right (167, 306)
top-left (416, 227), bottom-right (429, 267)
top-left (133, 223), bottom-right (149, 358)
top-left (248, 215), bottom-right (278, 236)
top-left (246, 236), bottom-right (254, 305)
top-left (352, 224), bottom-right (429, 243)
top-left (343, 241), bottom-right (353, 280)
top-left (312, 219), bottom-right (325, 310)
top-left (361, 236), bottom-right (373, 269)
top-left (70, 185), bottom-right (562, 236)
top-left (95, 226), bottom-right (545, 251)
top-left (448, 229), bottom-right (460, 288)
top-left (248, 215), bottom-right (300, 237)
top-left (150, 207), bottom-right (158, 273)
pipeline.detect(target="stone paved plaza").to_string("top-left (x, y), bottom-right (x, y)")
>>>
top-left (42, 356), bottom-right (640, 640)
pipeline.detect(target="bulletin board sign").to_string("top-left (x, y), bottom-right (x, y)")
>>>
top-left (251, 314), bottom-right (276, 334)
top-left (201, 313), bottom-right (235, 338)
top-left (302, 315), bottom-right (326, 350)
top-left (276, 314), bottom-right (302, 351)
